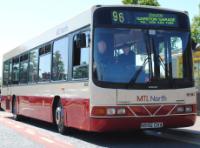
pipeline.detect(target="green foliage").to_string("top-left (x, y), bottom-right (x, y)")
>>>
top-left (122, 0), bottom-right (160, 6)
top-left (171, 37), bottom-right (181, 50)
top-left (73, 65), bottom-right (88, 79)
top-left (191, 4), bottom-right (200, 43)
top-left (139, 0), bottom-right (160, 6)
top-left (122, 0), bottom-right (137, 4)
top-left (52, 51), bottom-right (66, 80)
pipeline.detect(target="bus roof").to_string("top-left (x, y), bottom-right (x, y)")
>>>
top-left (3, 8), bottom-right (91, 61)
top-left (3, 5), bottom-right (188, 61)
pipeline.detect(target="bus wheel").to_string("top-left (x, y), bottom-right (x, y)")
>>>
top-left (55, 100), bottom-right (66, 134)
top-left (12, 97), bottom-right (20, 121)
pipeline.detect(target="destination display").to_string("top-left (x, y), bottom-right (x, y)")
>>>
top-left (111, 10), bottom-right (178, 27)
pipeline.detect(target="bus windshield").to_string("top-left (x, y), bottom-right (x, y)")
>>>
top-left (93, 27), bottom-right (192, 89)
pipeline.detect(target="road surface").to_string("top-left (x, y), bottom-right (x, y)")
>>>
top-left (0, 111), bottom-right (200, 148)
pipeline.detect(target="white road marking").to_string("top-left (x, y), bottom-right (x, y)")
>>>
top-left (40, 136), bottom-right (55, 143)
top-left (15, 125), bottom-right (23, 129)
top-left (8, 121), bottom-right (13, 124)
top-left (53, 137), bottom-right (74, 146)
top-left (25, 129), bottom-right (36, 135)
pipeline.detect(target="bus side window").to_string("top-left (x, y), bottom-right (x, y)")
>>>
top-left (19, 53), bottom-right (29, 84)
top-left (29, 49), bottom-right (39, 83)
top-left (38, 44), bottom-right (52, 82)
top-left (12, 57), bottom-right (20, 84)
top-left (72, 31), bottom-right (90, 79)
top-left (8, 59), bottom-right (12, 85)
top-left (3, 61), bottom-right (9, 86)
top-left (52, 36), bottom-right (69, 81)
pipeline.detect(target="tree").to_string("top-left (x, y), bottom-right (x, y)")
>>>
top-left (191, 4), bottom-right (200, 43)
top-left (29, 50), bottom-right (38, 82)
top-left (52, 51), bottom-right (66, 80)
top-left (122, 0), bottom-right (137, 4)
top-left (122, 0), bottom-right (160, 6)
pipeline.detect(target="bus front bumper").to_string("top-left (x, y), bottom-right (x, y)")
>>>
top-left (88, 114), bottom-right (196, 132)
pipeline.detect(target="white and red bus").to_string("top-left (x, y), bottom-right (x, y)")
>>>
top-left (1, 5), bottom-right (197, 133)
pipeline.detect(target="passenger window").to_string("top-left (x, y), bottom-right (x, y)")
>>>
top-left (52, 37), bottom-right (68, 81)
top-left (29, 49), bottom-right (39, 83)
top-left (12, 57), bottom-right (20, 84)
top-left (8, 60), bottom-right (12, 84)
top-left (72, 31), bottom-right (90, 79)
top-left (19, 53), bottom-right (29, 83)
top-left (3, 61), bottom-right (9, 86)
top-left (39, 44), bottom-right (51, 82)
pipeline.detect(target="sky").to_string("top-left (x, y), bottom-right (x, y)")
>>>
top-left (0, 0), bottom-right (199, 75)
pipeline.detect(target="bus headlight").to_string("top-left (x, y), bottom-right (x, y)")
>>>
top-left (92, 106), bottom-right (129, 116)
top-left (185, 106), bottom-right (192, 113)
top-left (117, 108), bottom-right (126, 115)
top-left (106, 108), bottom-right (116, 115)
top-left (176, 106), bottom-right (184, 113)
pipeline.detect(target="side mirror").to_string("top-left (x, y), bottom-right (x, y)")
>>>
top-left (192, 39), bottom-right (197, 50)
top-left (76, 33), bottom-right (86, 48)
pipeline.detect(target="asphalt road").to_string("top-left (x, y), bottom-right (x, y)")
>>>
top-left (0, 111), bottom-right (200, 148)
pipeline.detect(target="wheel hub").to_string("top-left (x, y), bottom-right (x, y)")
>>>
top-left (56, 107), bottom-right (63, 125)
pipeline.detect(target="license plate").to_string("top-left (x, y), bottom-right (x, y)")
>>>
top-left (140, 122), bottom-right (163, 129)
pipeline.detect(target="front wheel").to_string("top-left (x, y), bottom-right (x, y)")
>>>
top-left (55, 100), bottom-right (67, 134)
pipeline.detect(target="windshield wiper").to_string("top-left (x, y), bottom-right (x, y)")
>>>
top-left (126, 32), bottom-right (153, 89)
top-left (126, 57), bottom-right (149, 88)
top-left (159, 55), bottom-right (165, 70)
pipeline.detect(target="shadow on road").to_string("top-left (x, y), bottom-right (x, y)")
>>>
top-left (68, 129), bottom-right (200, 148)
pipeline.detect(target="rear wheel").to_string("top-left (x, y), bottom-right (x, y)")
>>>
top-left (12, 97), bottom-right (21, 121)
top-left (55, 100), bottom-right (67, 134)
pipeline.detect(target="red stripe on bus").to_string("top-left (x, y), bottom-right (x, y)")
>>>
top-left (0, 95), bottom-right (197, 132)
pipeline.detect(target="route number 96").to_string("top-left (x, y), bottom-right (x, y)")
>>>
top-left (112, 11), bottom-right (125, 23)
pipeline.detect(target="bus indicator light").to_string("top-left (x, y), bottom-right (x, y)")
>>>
top-left (92, 107), bottom-right (106, 116)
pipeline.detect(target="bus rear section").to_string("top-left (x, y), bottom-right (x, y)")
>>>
top-left (88, 6), bottom-right (197, 132)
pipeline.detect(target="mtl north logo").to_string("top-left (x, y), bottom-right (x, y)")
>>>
top-left (137, 95), bottom-right (167, 102)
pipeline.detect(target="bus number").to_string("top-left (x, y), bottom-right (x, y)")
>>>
top-left (112, 11), bottom-right (125, 23)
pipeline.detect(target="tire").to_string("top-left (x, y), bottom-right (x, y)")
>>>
top-left (12, 97), bottom-right (21, 121)
top-left (55, 100), bottom-right (67, 134)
